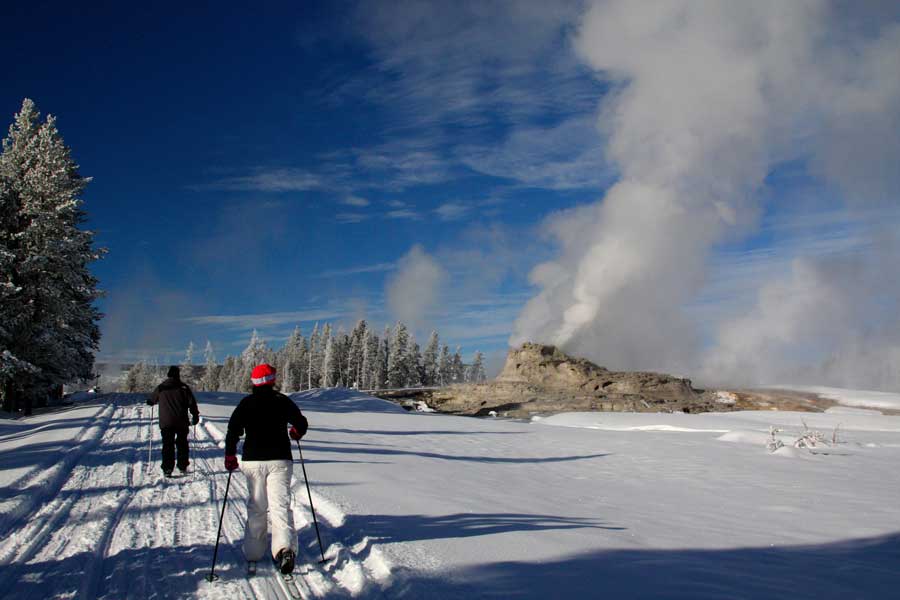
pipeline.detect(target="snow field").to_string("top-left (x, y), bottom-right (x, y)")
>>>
top-left (2, 389), bottom-right (900, 598)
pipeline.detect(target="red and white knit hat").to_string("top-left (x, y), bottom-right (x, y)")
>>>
top-left (250, 363), bottom-right (277, 387)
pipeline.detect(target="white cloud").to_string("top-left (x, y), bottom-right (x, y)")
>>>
top-left (319, 262), bottom-right (397, 278)
top-left (386, 209), bottom-right (421, 220)
top-left (184, 308), bottom-right (351, 330)
top-left (458, 116), bottom-right (615, 190)
top-left (434, 202), bottom-right (469, 221)
top-left (193, 168), bottom-right (322, 192)
top-left (336, 212), bottom-right (369, 224)
top-left (342, 195), bottom-right (371, 207)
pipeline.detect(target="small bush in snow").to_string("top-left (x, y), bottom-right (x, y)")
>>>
top-left (766, 427), bottom-right (784, 452)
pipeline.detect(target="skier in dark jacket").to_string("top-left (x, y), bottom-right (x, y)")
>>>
top-left (147, 366), bottom-right (199, 476)
top-left (225, 363), bottom-right (308, 574)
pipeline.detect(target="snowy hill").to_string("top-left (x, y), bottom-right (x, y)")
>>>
top-left (1, 389), bottom-right (899, 599)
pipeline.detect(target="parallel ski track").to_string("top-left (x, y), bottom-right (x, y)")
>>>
top-left (0, 401), bottom-right (115, 541)
top-left (0, 394), bottom-right (390, 599)
top-left (0, 396), bottom-right (141, 600)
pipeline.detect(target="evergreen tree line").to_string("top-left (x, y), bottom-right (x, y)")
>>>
top-left (0, 100), bottom-right (103, 414)
top-left (122, 320), bottom-right (487, 393)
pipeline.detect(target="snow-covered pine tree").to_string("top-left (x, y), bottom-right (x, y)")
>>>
top-left (283, 326), bottom-right (305, 391)
top-left (321, 333), bottom-right (335, 388)
top-left (180, 341), bottom-right (197, 386)
top-left (376, 326), bottom-right (390, 389)
top-left (0, 99), bottom-right (104, 413)
top-left (121, 362), bottom-right (141, 393)
top-left (360, 330), bottom-right (373, 390)
top-left (280, 352), bottom-right (293, 393)
top-left (347, 319), bottom-right (367, 388)
top-left (218, 355), bottom-right (236, 392)
top-left (138, 360), bottom-right (160, 393)
top-left (308, 323), bottom-right (321, 389)
top-left (237, 330), bottom-right (269, 392)
top-left (451, 347), bottom-right (465, 384)
top-left (406, 336), bottom-right (422, 387)
top-left (387, 322), bottom-right (410, 388)
top-left (422, 331), bottom-right (439, 386)
top-left (200, 341), bottom-right (218, 391)
top-left (333, 327), bottom-right (348, 386)
top-left (468, 351), bottom-right (486, 383)
top-left (438, 344), bottom-right (451, 386)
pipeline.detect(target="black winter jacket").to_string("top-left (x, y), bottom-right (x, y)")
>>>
top-left (225, 386), bottom-right (308, 461)
top-left (148, 377), bottom-right (199, 430)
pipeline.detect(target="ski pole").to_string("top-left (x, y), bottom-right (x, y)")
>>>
top-left (206, 470), bottom-right (233, 582)
top-left (147, 404), bottom-right (154, 470)
top-left (295, 439), bottom-right (327, 563)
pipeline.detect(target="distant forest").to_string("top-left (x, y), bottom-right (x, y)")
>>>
top-left (121, 320), bottom-right (486, 393)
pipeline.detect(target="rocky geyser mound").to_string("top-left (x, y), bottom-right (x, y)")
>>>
top-left (423, 342), bottom-right (721, 417)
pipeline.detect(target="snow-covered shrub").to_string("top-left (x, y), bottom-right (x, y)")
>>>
top-left (766, 426), bottom-right (784, 452)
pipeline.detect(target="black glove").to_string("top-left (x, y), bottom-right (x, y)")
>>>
top-left (146, 399), bottom-right (153, 406)
top-left (192, 414), bottom-right (199, 426)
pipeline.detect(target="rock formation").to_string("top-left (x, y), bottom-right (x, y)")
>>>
top-left (418, 342), bottom-right (718, 418)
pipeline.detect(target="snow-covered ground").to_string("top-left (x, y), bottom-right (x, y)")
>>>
top-left (1, 389), bottom-right (899, 599)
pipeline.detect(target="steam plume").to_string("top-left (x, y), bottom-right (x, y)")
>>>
top-left (513, 1), bottom-right (900, 388)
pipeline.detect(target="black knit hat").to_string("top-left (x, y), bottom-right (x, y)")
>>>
top-left (167, 365), bottom-right (180, 378)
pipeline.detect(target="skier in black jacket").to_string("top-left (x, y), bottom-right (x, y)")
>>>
top-left (147, 366), bottom-right (199, 476)
top-left (225, 363), bottom-right (308, 574)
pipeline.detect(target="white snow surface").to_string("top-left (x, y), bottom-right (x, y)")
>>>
top-left (1, 389), bottom-right (899, 599)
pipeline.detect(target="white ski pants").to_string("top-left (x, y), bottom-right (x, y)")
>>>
top-left (241, 460), bottom-right (297, 561)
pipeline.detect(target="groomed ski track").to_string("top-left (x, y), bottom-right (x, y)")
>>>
top-left (0, 394), bottom-right (388, 599)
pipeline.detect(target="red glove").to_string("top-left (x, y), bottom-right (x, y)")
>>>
top-left (289, 425), bottom-right (305, 440)
top-left (225, 455), bottom-right (239, 471)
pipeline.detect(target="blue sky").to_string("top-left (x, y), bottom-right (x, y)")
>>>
top-left (0, 1), bottom-right (606, 366)
top-left (2, 1), bottom-right (898, 386)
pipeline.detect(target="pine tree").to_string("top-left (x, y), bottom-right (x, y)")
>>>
top-left (218, 355), bottom-right (236, 392)
top-left (422, 331), bottom-right (439, 386)
top-left (406, 337), bottom-right (422, 387)
top-left (347, 320), bottom-right (367, 388)
top-left (280, 352), bottom-right (293, 392)
top-left (200, 341), bottom-right (218, 391)
top-left (180, 341), bottom-right (197, 386)
top-left (308, 323), bottom-right (321, 389)
top-left (333, 327), bottom-right (348, 386)
top-left (387, 322), bottom-right (410, 388)
top-left (451, 346), bottom-right (465, 384)
top-left (283, 326), bottom-right (306, 391)
top-left (122, 362), bottom-right (141, 393)
top-left (321, 334), bottom-right (335, 388)
top-left (138, 361), bottom-right (160, 393)
top-left (468, 351), bottom-right (486, 383)
top-left (237, 330), bottom-right (269, 392)
top-left (438, 344), bottom-right (452, 386)
top-left (0, 99), bottom-right (104, 413)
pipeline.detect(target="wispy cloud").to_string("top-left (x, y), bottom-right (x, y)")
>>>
top-left (185, 309), bottom-right (351, 330)
top-left (341, 195), bottom-right (371, 207)
top-left (386, 209), bottom-right (421, 220)
top-left (192, 168), bottom-right (322, 192)
top-left (457, 116), bottom-right (615, 190)
top-left (319, 262), bottom-right (397, 278)
top-left (336, 212), bottom-right (370, 224)
top-left (434, 202), bottom-right (469, 221)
